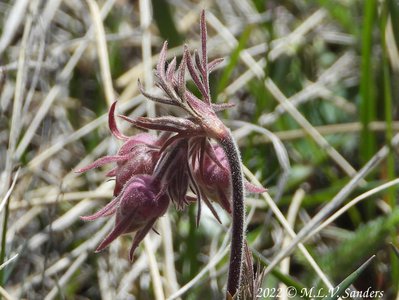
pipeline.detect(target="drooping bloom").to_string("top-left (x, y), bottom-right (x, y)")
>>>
top-left (82, 175), bottom-right (169, 261)
top-left (76, 102), bottom-right (161, 196)
top-left (192, 143), bottom-right (265, 214)
top-left (78, 10), bottom-right (265, 263)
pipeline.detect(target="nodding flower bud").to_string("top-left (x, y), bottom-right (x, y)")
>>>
top-left (78, 9), bottom-right (266, 269)
top-left (82, 175), bottom-right (169, 261)
top-left (76, 132), bottom-right (160, 196)
top-left (113, 133), bottom-right (160, 196)
top-left (193, 144), bottom-right (266, 214)
top-left (193, 144), bottom-right (232, 213)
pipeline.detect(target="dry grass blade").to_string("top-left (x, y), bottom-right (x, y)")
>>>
top-left (259, 52), bottom-right (357, 125)
top-left (242, 166), bottom-right (333, 289)
top-left (0, 169), bottom-right (19, 213)
top-left (207, 12), bottom-right (264, 78)
top-left (116, 237), bottom-right (162, 298)
top-left (0, 254), bottom-right (18, 271)
top-left (254, 121), bottom-right (399, 144)
top-left (97, 257), bottom-right (114, 299)
top-left (312, 178), bottom-right (399, 237)
top-left (213, 8), bottom-right (327, 97)
top-left (264, 78), bottom-right (358, 178)
top-left (386, 17), bottom-right (399, 73)
top-left (44, 252), bottom-right (88, 300)
top-left (2, 8), bottom-right (31, 197)
top-left (160, 215), bottom-right (180, 296)
top-left (10, 190), bottom-right (113, 210)
top-left (27, 97), bottom-right (144, 170)
top-left (21, 219), bottom-right (114, 290)
top-left (144, 237), bottom-right (165, 300)
top-left (0, 0), bottom-right (29, 55)
top-left (279, 188), bottom-right (304, 300)
top-left (167, 233), bottom-right (231, 300)
top-left (231, 121), bottom-right (290, 202)
top-left (140, 0), bottom-right (155, 135)
top-left (269, 9), bottom-right (327, 60)
top-left (40, 0), bottom-right (63, 32)
top-left (0, 286), bottom-right (16, 300)
top-left (3, 1), bottom-right (397, 298)
top-left (86, 0), bottom-right (115, 107)
top-left (14, 0), bottom-right (117, 160)
top-left (263, 133), bottom-right (399, 275)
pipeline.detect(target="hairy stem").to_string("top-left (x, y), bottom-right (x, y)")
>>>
top-left (218, 129), bottom-right (245, 298)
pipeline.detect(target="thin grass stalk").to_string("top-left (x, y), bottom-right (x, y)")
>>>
top-left (381, 0), bottom-right (398, 291)
top-left (14, 0), bottom-right (117, 160)
top-left (186, 205), bottom-right (200, 280)
top-left (359, 0), bottom-right (377, 163)
top-left (0, 285), bottom-right (15, 300)
top-left (86, 0), bottom-right (115, 107)
top-left (139, 0), bottom-right (154, 116)
top-left (310, 178), bottom-right (399, 237)
top-left (264, 78), bottom-right (358, 178)
top-left (0, 7), bottom-right (32, 284)
top-left (242, 166), bottom-right (333, 288)
top-left (44, 252), bottom-right (88, 300)
top-left (167, 233), bottom-right (231, 300)
top-left (361, 0), bottom-right (378, 219)
top-left (250, 248), bottom-right (309, 297)
top-left (139, 1), bottom-right (165, 296)
top-left (160, 215), bottom-right (179, 296)
top-left (0, 202), bottom-right (10, 285)
top-left (263, 133), bottom-right (399, 276)
top-left (279, 188), bottom-right (304, 300)
top-left (0, 253), bottom-right (18, 271)
top-left (144, 238), bottom-right (165, 300)
top-left (381, 2), bottom-right (395, 211)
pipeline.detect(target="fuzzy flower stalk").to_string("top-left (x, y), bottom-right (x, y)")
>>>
top-left (77, 10), bottom-right (265, 298)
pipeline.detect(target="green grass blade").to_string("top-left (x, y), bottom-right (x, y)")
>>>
top-left (381, 1), bottom-right (399, 291)
top-left (381, 0), bottom-right (395, 208)
top-left (316, 0), bottom-right (358, 35)
top-left (151, 0), bottom-right (182, 47)
top-left (359, 0), bottom-right (377, 164)
top-left (388, 0), bottom-right (399, 45)
top-left (391, 244), bottom-right (399, 259)
top-left (313, 208), bottom-right (399, 283)
top-left (217, 25), bottom-right (252, 95)
top-left (324, 255), bottom-right (375, 300)
top-left (251, 248), bottom-right (309, 297)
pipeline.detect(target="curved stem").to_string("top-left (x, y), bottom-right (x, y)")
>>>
top-left (218, 130), bottom-right (245, 298)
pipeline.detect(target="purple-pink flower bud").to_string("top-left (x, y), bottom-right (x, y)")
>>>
top-left (113, 133), bottom-right (160, 196)
top-left (193, 144), bottom-right (266, 213)
top-left (83, 175), bottom-right (169, 261)
top-left (76, 119), bottom-right (160, 196)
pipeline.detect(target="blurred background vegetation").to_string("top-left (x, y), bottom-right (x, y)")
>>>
top-left (1, 0), bottom-right (399, 299)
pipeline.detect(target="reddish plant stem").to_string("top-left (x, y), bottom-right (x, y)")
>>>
top-left (218, 130), bottom-right (245, 298)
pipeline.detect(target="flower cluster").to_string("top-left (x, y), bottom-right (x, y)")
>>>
top-left (77, 10), bottom-right (265, 261)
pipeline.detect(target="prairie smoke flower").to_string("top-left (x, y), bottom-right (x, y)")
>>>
top-left (81, 175), bottom-right (169, 261)
top-left (192, 144), bottom-right (266, 214)
top-left (76, 102), bottom-right (161, 196)
top-left (122, 10), bottom-right (265, 296)
top-left (78, 10), bottom-right (265, 297)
